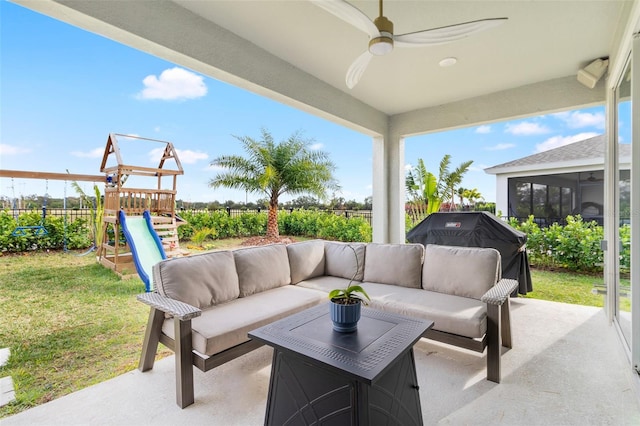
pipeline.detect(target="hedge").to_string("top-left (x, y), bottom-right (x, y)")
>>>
top-left (2, 209), bottom-right (630, 275)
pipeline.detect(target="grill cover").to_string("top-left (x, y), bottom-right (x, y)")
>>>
top-left (406, 211), bottom-right (532, 295)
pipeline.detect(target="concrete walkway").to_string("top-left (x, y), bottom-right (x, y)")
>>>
top-left (3, 298), bottom-right (640, 425)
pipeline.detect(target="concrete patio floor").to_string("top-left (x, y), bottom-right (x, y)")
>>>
top-left (3, 298), bottom-right (640, 425)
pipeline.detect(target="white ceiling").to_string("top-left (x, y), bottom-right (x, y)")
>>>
top-left (13, 0), bottom-right (636, 134)
top-left (172, 0), bottom-right (624, 115)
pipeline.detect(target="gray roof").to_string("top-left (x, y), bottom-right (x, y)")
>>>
top-left (484, 134), bottom-right (631, 174)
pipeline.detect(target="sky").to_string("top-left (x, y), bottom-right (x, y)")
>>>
top-left (0, 1), bottom-right (617, 206)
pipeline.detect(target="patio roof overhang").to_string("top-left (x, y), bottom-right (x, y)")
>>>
top-left (11, 0), bottom-right (640, 242)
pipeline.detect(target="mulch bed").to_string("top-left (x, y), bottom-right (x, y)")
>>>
top-left (241, 236), bottom-right (298, 246)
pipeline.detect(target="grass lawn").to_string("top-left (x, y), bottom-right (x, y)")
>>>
top-left (0, 243), bottom-right (626, 418)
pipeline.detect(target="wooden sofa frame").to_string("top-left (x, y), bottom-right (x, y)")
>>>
top-left (137, 277), bottom-right (518, 409)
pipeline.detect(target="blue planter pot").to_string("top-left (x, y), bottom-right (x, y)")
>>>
top-left (330, 299), bottom-right (361, 333)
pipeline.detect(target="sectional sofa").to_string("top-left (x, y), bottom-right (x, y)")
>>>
top-left (137, 240), bottom-right (518, 408)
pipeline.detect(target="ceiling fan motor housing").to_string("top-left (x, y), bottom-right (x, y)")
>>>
top-left (369, 15), bottom-right (394, 55)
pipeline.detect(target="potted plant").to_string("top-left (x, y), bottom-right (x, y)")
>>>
top-left (328, 245), bottom-right (370, 332)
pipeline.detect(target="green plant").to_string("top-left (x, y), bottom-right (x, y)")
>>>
top-left (191, 227), bottom-right (217, 246)
top-left (68, 180), bottom-right (104, 255)
top-left (209, 128), bottom-right (340, 238)
top-left (406, 155), bottom-right (473, 220)
top-left (327, 245), bottom-right (370, 305)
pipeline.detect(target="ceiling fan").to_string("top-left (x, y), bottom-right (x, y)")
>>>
top-left (311, 0), bottom-right (507, 89)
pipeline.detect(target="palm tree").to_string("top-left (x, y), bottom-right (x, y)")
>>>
top-left (457, 187), bottom-right (467, 209)
top-left (209, 129), bottom-right (339, 239)
top-left (445, 159), bottom-right (473, 211)
top-left (463, 188), bottom-right (484, 208)
top-left (406, 155), bottom-right (473, 217)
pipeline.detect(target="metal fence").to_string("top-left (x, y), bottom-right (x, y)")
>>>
top-left (3, 208), bottom-right (94, 222)
top-left (181, 208), bottom-right (374, 226)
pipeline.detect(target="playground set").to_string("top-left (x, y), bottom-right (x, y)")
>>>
top-left (0, 133), bottom-right (186, 287)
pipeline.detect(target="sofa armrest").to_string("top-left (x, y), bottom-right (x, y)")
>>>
top-left (137, 292), bottom-right (202, 321)
top-left (481, 279), bottom-right (518, 305)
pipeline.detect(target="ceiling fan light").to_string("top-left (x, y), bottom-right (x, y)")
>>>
top-left (439, 57), bottom-right (457, 67)
top-left (369, 34), bottom-right (394, 55)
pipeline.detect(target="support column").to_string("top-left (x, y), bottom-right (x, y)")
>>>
top-left (372, 134), bottom-right (405, 243)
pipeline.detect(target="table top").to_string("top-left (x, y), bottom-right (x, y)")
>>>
top-left (249, 304), bottom-right (433, 383)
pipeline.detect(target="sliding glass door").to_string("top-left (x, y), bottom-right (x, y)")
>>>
top-left (616, 56), bottom-right (632, 347)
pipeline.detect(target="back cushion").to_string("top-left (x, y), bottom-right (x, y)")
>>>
top-left (153, 250), bottom-right (239, 309)
top-left (364, 243), bottom-right (424, 288)
top-left (287, 240), bottom-right (326, 284)
top-left (324, 242), bottom-right (365, 281)
top-left (234, 244), bottom-right (291, 297)
top-left (422, 244), bottom-right (501, 299)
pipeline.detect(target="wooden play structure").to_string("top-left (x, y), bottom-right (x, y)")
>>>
top-left (98, 133), bottom-right (185, 278)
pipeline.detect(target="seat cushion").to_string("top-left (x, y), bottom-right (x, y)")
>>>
top-left (287, 240), bottom-right (326, 284)
top-left (361, 282), bottom-right (487, 339)
top-left (363, 243), bottom-right (424, 288)
top-left (162, 286), bottom-right (326, 356)
top-left (297, 275), bottom-right (354, 295)
top-left (324, 241), bottom-right (365, 281)
top-left (153, 250), bottom-right (239, 309)
top-left (234, 244), bottom-right (291, 297)
top-left (422, 244), bottom-right (501, 300)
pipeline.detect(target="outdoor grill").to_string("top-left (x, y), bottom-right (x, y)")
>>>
top-left (407, 211), bottom-right (532, 295)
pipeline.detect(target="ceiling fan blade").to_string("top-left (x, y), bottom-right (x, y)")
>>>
top-left (394, 18), bottom-right (507, 48)
top-left (311, 0), bottom-right (380, 39)
top-left (346, 50), bottom-right (373, 89)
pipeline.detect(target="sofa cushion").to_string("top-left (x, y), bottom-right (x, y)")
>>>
top-left (422, 245), bottom-right (501, 300)
top-left (297, 275), bottom-right (355, 295)
top-left (324, 242), bottom-right (365, 281)
top-left (234, 244), bottom-right (291, 297)
top-left (153, 250), bottom-right (239, 309)
top-left (361, 282), bottom-right (487, 338)
top-left (287, 240), bottom-right (326, 284)
top-left (161, 286), bottom-right (325, 356)
top-left (363, 243), bottom-right (424, 288)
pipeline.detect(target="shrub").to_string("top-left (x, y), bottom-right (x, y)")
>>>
top-left (0, 210), bottom-right (92, 252)
top-left (509, 215), bottom-right (606, 272)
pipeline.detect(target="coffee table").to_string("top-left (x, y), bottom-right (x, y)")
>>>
top-left (248, 304), bottom-right (433, 426)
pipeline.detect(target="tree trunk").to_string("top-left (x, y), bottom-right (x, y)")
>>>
top-left (266, 198), bottom-right (279, 239)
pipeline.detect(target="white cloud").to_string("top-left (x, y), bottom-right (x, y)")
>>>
top-left (404, 163), bottom-right (413, 172)
top-left (535, 132), bottom-right (599, 153)
top-left (149, 147), bottom-right (208, 164)
top-left (71, 147), bottom-right (103, 158)
top-left (485, 143), bottom-right (515, 151)
top-left (475, 125), bottom-right (491, 134)
top-left (0, 144), bottom-right (32, 155)
top-left (177, 149), bottom-right (209, 164)
top-left (505, 121), bottom-right (550, 135)
top-left (310, 143), bottom-right (324, 150)
top-left (557, 111), bottom-right (605, 129)
top-left (137, 67), bottom-right (207, 101)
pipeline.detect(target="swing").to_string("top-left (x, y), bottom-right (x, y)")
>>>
top-left (11, 179), bottom-right (49, 237)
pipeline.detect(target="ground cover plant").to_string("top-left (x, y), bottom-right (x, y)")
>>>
top-left (0, 251), bottom-right (170, 418)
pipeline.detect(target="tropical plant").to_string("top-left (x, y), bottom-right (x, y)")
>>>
top-left (444, 158), bottom-right (473, 210)
top-left (457, 187), bottom-right (467, 207)
top-left (462, 188), bottom-right (484, 208)
top-left (69, 180), bottom-right (104, 255)
top-left (328, 245), bottom-right (370, 305)
top-left (209, 129), bottom-right (339, 239)
top-left (190, 227), bottom-right (217, 247)
top-left (406, 155), bottom-right (473, 218)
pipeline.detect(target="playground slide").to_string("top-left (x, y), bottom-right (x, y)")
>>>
top-left (119, 210), bottom-right (167, 292)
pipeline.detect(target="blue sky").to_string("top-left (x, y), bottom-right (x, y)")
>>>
top-left (0, 1), bottom-right (617, 205)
